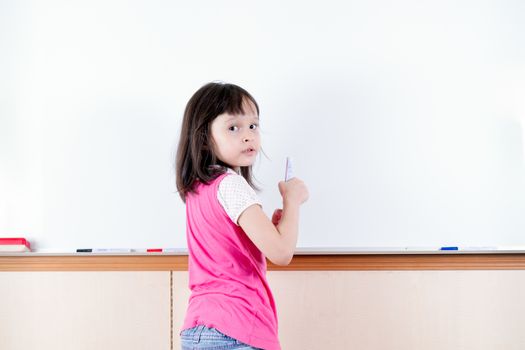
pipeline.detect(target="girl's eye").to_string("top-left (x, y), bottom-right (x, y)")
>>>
top-left (229, 124), bottom-right (259, 131)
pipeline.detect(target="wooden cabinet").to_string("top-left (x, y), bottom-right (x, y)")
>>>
top-left (2, 254), bottom-right (525, 349)
top-left (0, 272), bottom-right (170, 350)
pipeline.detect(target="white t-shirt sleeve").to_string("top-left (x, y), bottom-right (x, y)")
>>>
top-left (218, 174), bottom-right (263, 226)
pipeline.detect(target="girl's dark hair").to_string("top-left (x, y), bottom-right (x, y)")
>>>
top-left (175, 82), bottom-right (262, 203)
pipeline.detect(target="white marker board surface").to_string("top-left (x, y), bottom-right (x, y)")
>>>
top-left (1, 0), bottom-right (525, 252)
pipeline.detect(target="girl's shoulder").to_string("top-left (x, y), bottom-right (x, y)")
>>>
top-left (217, 173), bottom-right (262, 226)
top-left (217, 170), bottom-right (260, 202)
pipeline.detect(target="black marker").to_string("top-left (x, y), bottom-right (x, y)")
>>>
top-left (76, 248), bottom-right (132, 253)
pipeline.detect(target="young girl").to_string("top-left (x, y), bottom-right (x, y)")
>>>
top-left (175, 82), bottom-right (309, 350)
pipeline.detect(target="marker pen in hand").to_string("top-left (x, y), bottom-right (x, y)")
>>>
top-left (285, 156), bottom-right (294, 182)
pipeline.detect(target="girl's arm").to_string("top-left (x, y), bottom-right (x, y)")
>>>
top-left (238, 178), bottom-right (308, 266)
top-left (238, 201), bottom-right (299, 266)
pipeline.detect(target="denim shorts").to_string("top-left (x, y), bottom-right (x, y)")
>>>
top-left (180, 325), bottom-right (263, 350)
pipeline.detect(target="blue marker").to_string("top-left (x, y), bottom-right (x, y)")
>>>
top-left (440, 246), bottom-right (459, 251)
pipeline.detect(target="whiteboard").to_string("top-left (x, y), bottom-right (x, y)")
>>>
top-left (1, 0), bottom-right (525, 252)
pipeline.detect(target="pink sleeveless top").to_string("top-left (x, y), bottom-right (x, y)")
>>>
top-left (180, 172), bottom-right (281, 350)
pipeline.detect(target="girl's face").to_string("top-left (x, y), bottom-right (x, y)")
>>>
top-left (210, 100), bottom-right (260, 173)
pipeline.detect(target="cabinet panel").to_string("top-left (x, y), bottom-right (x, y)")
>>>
top-left (0, 272), bottom-right (170, 350)
top-left (173, 270), bottom-right (525, 350)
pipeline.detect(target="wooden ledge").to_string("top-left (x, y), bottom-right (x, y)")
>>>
top-left (1, 253), bottom-right (525, 271)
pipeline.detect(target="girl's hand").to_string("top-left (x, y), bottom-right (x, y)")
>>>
top-left (278, 178), bottom-right (309, 206)
top-left (271, 208), bottom-right (283, 226)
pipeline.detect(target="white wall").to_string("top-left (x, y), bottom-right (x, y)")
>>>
top-left (1, 0), bottom-right (525, 252)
